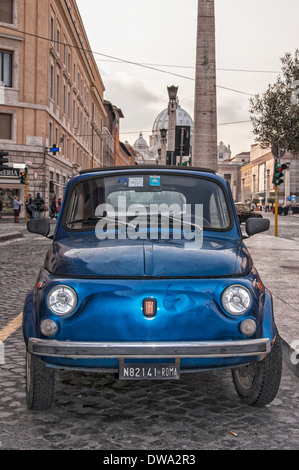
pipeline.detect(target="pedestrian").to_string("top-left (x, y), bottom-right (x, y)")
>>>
top-left (0, 197), bottom-right (3, 219)
top-left (49, 194), bottom-right (57, 219)
top-left (26, 194), bottom-right (34, 220)
top-left (56, 198), bottom-right (62, 218)
top-left (13, 195), bottom-right (22, 223)
top-left (33, 193), bottom-right (45, 219)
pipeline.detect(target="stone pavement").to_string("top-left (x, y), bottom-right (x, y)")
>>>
top-left (0, 216), bottom-right (298, 377)
top-left (245, 234), bottom-right (299, 377)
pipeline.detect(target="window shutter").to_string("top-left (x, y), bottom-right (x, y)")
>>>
top-left (0, 0), bottom-right (13, 24)
top-left (0, 114), bottom-right (12, 140)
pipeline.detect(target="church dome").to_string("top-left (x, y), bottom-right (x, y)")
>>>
top-left (133, 132), bottom-right (149, 151)
top-left (152, 105), bottom-right (193, 134)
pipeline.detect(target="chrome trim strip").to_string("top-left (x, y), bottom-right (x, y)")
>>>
top-left (28, 338), bottom-right (270, 359)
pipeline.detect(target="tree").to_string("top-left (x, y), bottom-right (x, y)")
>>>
top-left (249, 50), bottom-right (299, 155)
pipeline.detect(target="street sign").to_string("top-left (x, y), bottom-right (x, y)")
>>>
top-left (272, 144), bottom-right (286, 158)
top-left (13, 163), bottom-right (26, 169)
top-left (33, 170), bottom-right (38, 180)
top-left (291, 195), bottom-right (296, 202)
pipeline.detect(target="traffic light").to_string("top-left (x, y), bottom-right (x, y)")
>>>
top-left (0, 150), bottom-right (9, 170)
top-left (20, 168), bottom-right (27, 184)
top-left (273, 161), bottom-right (288, 186)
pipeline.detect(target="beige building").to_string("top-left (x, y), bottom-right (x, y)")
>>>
top-left (216, 141), bottom-right (250, 202)
top-left (241, 145), bottom-right (299, 205)
top-left (0, 0), bottom-right (106, 213)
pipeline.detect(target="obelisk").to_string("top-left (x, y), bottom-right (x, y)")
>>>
top-left (192, 0), bottom-right (218, 170)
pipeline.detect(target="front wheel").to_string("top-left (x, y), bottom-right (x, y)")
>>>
top-left (232, 333), bottom-right (282, 407)
top-left (26, 352), bottom-right (56, 410)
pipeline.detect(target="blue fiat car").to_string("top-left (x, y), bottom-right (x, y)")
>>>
top-left (23, 166), bottom-right (282, 410)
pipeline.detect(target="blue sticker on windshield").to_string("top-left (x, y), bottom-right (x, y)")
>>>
top-left (118, 177), bottom-right (128, 185)
top-left (149, 176), bottom-right (161, 186)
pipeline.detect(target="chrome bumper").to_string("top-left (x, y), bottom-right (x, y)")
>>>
top-left (28, 338), bottom-right (271, 359)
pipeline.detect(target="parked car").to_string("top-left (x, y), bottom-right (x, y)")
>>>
top-left (24, 166), bottom-right (281, 410)
top-left (235, 203), bottom-right (263, 224)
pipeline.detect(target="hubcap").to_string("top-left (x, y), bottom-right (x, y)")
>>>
top-left (235, 362), bottom-right (258, 389)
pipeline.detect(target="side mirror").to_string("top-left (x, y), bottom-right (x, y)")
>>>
top-left (27, 219), bottom-right (50, 238)
top-left (245, 218), bottom-right (270, 237)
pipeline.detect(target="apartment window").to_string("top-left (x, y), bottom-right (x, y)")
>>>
top-left (50, 16), bottom-right (54, 43)
top-left (67, 90), bottom-right (71, 120)
top-left (56, 28), bottom-right (60, 55)
top-left (55, 127), bottom-right (59, 146)
top-left (0, 51), bottom-right (12, 87)
top-left (0, 0), bottom-right (13, 24)
top-left (61, 135), bottom-right (65, 155)
top-left (63, 83), bottom-right (66, 114)
top-left (56, 71), bottom-right (60, 107)
top-left (50, 63), bottom-right (54, 100)
top-left (49, 121), bottom-right (53, 146)
top-left (73, 97), bottom-right (76, 126)
top-left (0, 113), bottom-right (12, 140)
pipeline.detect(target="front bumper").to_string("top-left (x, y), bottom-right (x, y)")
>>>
top-left (28, 338), bottom-right (270, 359)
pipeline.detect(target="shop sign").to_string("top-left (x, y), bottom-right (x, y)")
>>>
top-left (0, 168), bottom-right (20, 178)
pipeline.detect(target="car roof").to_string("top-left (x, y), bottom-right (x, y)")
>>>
top-left (79, 165), bottom-right (217, 175)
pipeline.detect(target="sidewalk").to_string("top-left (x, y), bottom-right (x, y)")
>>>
top-left (0, 219), bottom-right (298, 377)
top-left (245, 234), bottom-right (299, 377)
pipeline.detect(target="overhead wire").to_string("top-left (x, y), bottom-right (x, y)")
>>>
top-left (96, 59), bottom-right (280, 74)
top-left (78, 120), bottom-right (252, 139)
top-left (4, 25), bottom-right (257, 97)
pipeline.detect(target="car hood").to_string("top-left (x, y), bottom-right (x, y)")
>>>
top-left (44, 234), bottom-right (252, 278)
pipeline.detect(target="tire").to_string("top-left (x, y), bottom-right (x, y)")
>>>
top-left (232, 333), bottom-right (282, 407)
top-left (26, 352), bottom-right (56, 410)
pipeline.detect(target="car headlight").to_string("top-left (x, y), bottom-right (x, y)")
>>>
top-left (221, 284), bottom-right (252, 316)
top-left (47, 285), bottom-right (78, 316)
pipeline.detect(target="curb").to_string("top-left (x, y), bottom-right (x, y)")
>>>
top-left (0, 232), bottom-right (24, 243)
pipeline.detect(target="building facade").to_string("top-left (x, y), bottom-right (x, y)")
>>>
top-left (240, 145), bottom-right (299, 205)
top-left (0, 0), bottom-right (106, 214)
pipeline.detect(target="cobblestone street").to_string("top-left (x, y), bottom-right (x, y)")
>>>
top-left (0, 230), bottom-right (298, 451)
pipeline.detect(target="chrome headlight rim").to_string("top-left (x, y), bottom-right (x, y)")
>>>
top-left (221, 284), bottom-right (252, 316)
top-left (47, 284), bottom-right (78, 317)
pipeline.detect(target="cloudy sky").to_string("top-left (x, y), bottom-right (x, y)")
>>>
top-left (76, 0), bottom-right (299, 156)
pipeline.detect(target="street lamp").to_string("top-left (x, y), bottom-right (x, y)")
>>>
top-left (160, 128), bottom-right (167, 165)
top-left (168, 86), bottom-right (178, 114)
top-left (160, 128), bottom-right (167, 143)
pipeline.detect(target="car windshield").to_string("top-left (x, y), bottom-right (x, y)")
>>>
top-left (63, 173), bottom-right (231, 234)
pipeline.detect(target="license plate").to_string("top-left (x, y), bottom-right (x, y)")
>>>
top-left (119, 362), bottom-right (180, 380)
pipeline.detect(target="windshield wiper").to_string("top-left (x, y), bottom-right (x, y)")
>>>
top-left (125, 213), bottom-right (202, 232)
top-left (67, 214), bottom-right (203, 233)
top-left (158, 213), bottom-right (203, 233)
top-left (67, 216), bottom-right (133, 228)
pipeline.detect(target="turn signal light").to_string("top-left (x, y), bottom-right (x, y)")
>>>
top-left (143, 298), bottom-right (157, 317)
